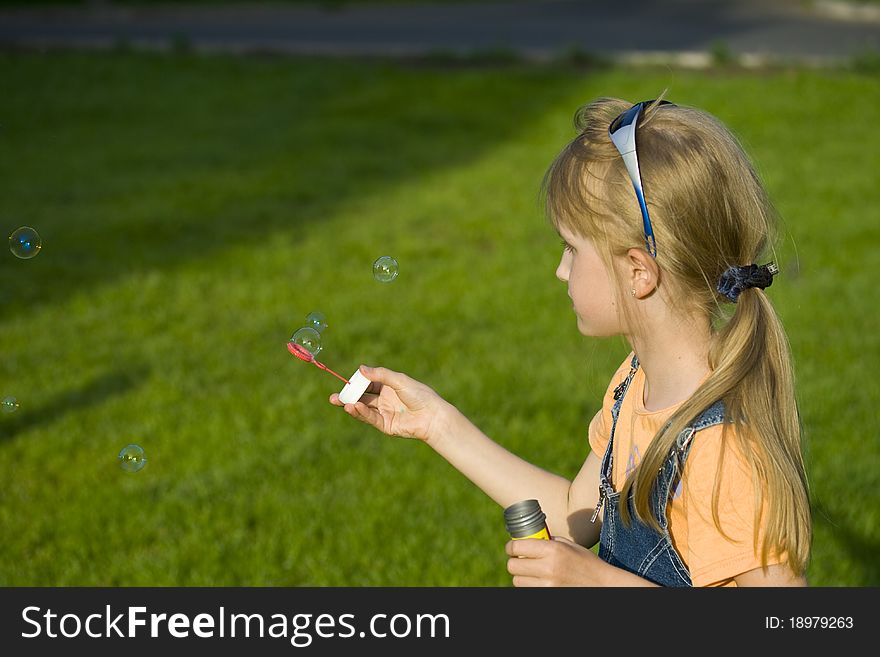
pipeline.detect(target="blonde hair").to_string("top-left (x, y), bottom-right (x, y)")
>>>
top-left (542, 97), bottom-right (811, 576)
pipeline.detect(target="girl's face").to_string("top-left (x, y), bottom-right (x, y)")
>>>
top-left (555, 226), bottom-right (621, 337)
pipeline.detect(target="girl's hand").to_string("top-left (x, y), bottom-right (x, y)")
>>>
top-left (329, 365), bottom-right (450, 443)
top-left (505, 537), bottom-right (610, 587)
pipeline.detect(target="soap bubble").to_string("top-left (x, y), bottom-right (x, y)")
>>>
top-left (9, 226), bottom-right (42, 259)
top-left (118, 444), bottom-right (147, 473)
top-left (373, 255), bottom-right (399, 283)
top-left (305, 311), bottom-right (328, 334)
top-left (290, 326), bottom-right (322, 357)
top-left (1, 396), bottom-right (19, 414)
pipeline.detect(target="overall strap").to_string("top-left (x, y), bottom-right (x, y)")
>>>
top-left (591, 355), bottom-right (639, 523)
top-left (661, 400), bottom-right (727, 508)
top-left (607, 355), bottom-right (640, 474)
top-left (671, 399), bottom-right (726, 462)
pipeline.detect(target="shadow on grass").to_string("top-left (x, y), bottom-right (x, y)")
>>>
top-left (0, 51), bottom-right (585, 318)
top-left (812, 498), bottom-right (880, 586)
top-left (0, 368), bottom-right (147, 442)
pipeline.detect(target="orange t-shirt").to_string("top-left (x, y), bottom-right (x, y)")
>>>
top-left (588, 355), bottom-right (782, 587)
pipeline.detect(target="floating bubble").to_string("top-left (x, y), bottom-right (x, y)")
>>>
top-left (305, 311), bottom-right (328, 334)
top-left (373, 255), bottom-right (399, 283)
top-left (1, 396), bottom-right (19, 414)
top-left (290, 326), bottom-right (322, 357)
top-left (118, 444), bottom-right (147, 473)
top-left (9, 226), bottom-right (42, 259)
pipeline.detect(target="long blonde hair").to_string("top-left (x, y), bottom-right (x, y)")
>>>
top-left (542, 97), bottom-right (811, 575)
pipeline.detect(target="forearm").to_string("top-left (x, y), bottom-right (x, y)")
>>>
top-left (427, 403), bottom-right (574, 538)
top-left (600, 564), bottom-right (660, 587)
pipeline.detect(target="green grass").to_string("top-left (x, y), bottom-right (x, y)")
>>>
top-left (0, 1), bottom-right (499, 6)
top-left (0, 51), bottom-right (877, 586)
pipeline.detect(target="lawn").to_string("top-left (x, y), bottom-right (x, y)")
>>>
top-left (0, 51), bottom-right (877, 586)
top-left (0, 0), bottom-right (501, 6)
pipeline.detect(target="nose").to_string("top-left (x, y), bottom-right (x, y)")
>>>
top-left (556, 255), bottom-right (568, 283)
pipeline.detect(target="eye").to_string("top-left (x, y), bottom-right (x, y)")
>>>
top-left (560, 239), bottom-right (574, 254)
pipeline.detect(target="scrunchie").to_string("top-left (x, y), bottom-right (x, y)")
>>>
top-left (717, 262), bottom-right (779, 303)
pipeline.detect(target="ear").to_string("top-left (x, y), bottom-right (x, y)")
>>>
top-left (625, 248), bottom-right (660, 299)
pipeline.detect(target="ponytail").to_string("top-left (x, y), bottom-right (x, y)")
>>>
top-left (619, 287), bottom-right (812, 576)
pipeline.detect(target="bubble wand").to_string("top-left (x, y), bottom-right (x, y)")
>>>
top-left (287, 342), bottom-right (351, 385)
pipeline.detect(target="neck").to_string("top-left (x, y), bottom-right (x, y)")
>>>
top-left (627, 305), bottom-right (712, 412)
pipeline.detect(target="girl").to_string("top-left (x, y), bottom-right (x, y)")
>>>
top-left (330, 97), bottom-right (812, 587)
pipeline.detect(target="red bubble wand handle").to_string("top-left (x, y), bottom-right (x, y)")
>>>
top-left (287, 342), bottom-right (351, 384)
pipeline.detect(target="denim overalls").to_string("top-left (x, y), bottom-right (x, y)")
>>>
top-left (592, 355), bottom-right (725, 587)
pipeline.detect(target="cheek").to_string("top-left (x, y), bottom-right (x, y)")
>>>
top-left (568, 267), bottom-right (591, 304)
top-left (569, 264), bottom-right (613, 309)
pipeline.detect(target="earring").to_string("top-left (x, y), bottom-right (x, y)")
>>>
top-left (631, 289), bottom-right (636, 297)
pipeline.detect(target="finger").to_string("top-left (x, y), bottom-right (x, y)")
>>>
top-left (505, 538), bottom-right (547, 559)
top-left (510, 575), bottom-right (547, 588)
top-left (347, 401), bottom-right (386, 432)
top-left (336, 391), bottom-right (378, 408)
top-left (506, 556), bottom-right (541, 578)
top-left (359, 365), bottom-right (408, 392)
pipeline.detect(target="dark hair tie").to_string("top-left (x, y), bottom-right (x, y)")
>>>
top-left (717, 262), bottom-right (779, 303)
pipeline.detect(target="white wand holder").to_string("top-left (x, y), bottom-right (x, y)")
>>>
top-left (339, 369), bottom-right (371, 405)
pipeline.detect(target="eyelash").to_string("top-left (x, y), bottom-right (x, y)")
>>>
top-left (561, 239), bottom-right (574, 253)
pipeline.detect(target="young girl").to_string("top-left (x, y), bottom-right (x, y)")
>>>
top-left (330, 97), bottom-right (812, 587)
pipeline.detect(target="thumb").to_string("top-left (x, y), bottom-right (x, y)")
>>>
top-left (359, 365), bottom-right (407, 391)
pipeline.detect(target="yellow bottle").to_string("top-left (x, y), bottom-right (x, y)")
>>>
top-left (504, 499), bottom-right (551, 540)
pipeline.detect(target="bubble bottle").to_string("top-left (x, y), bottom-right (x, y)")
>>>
top-left (503, 499), bottom-right (551, 541)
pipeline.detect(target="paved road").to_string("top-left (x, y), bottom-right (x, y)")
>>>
top-left (0, 0), bottom-right (878, 63)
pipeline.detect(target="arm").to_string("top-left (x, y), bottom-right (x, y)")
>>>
top-left (506, 537), bottom-right (659, 586)
top-left (430, 404), bottom-right (603, 546)
top-left (733, 565), bottom-right (807, 587)
top-left (506, 540), bottom-right (807, 587)
top-left (331, 365), bottom-right (602, 546)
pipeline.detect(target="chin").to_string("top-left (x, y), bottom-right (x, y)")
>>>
top-left (576, 316), bottom-right (614, 338)
top-left (575, 316), bottom-right (594, 336)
